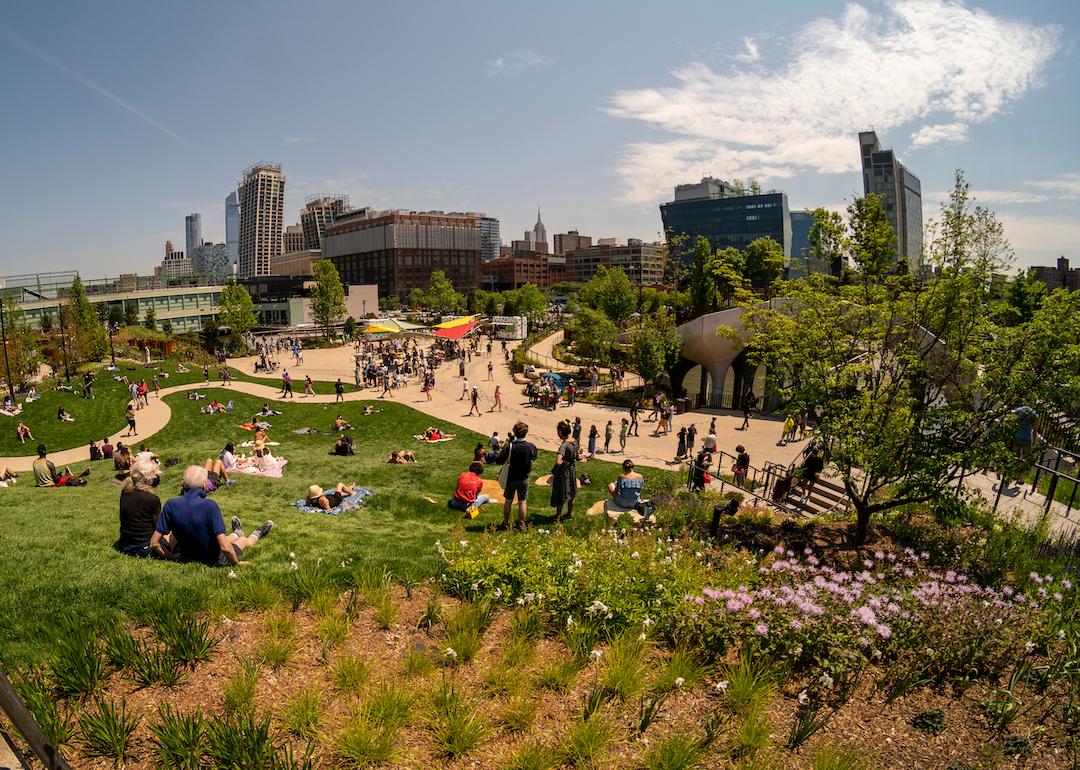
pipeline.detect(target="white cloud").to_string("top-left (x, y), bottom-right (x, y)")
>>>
top-left (734, 37), bottom-right (760, 63)
top-left (996, 213), bottom-right (1080, 263)
top-left (606, 0), bottom-right (1060, 203)
top-left (485, 50), bottom-right (546, 75)
top-left (925, 174), bottom-right (1080, 206)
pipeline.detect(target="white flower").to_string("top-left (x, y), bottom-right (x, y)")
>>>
top-left (288, 561), bottom-right (298, 572)
top-left (471, 583), bottom-right (479, 592)
top-left (445, 647), bottom-right (457, 659)
top-left (494, 588), bottom-right (503, 599)
top-left (227, 570), bottom-right (238, 580)
top-left (643, 616), bottom-right (654, 628)
top-left (798, 690), bottom-right (810, 705)
top-left (459, 540), bottom-right (468, 548)
top-left (715, 680), bottom-right (728, 692)
top-left (567, 617), bottom-right (576, 627)
top-left (818, 673), bottom-right (834, 690)
top-left (586, 600), bottom-right (609, 615)
top-left (631, 551), bottom-right (640, 559)
top-left (516, 597), bottom-right (525, 606)
top-left (590, 649), bottom-right (603, 661)
top-left (674, 677), bottom-right (685, 688)
top-left (288, 552), bottom-right (296, 560)
top-left (1024, 641), bottom-right (1036, 653)
top-left (638, 633), bottom-right (647, 641)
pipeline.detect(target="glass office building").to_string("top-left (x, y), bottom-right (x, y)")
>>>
top-left (859, 131), bottom-right (923, 272)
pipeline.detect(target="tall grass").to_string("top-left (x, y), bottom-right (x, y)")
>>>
top-left (79, 697), bottom-right (139, 763)
top-left (149, 704), bottom-right (206, 770)
top-left (428, 679), bottom-right (491, 758)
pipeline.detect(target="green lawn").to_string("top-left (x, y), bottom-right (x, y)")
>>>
top-left (0, 389), bottom-right (665, 667)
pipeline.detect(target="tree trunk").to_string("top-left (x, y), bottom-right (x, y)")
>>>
top-left (853, 501), bottom-right (871, 545)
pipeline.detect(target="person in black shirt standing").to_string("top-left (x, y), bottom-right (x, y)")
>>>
top-left (115, 458), bottom-right (169, 558)
top-left (496, 421), bottom-right (537, 530)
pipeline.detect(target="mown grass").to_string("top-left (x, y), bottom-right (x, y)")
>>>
top-left (0, 387), bottom-right (654, 667)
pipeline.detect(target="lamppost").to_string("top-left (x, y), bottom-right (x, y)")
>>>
top-left (0, 298), bottom-right (16, 405)
top-left (107, 320), bottom-right (117, 368)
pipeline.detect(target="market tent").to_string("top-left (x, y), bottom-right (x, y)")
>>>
top-left (432, 320), bottom-right (481, 340)
top-left (433, 314), bottom-right (480, 330)
top-left (362, 323), bottom-right (399, 334)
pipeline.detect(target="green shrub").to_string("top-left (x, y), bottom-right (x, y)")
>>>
top-left (599, 631), bottom-right (649, 701)
top-left (206, 710), bottom-right (276, 768)
top-left (15, 671), bottom-right (73, 748)
top-left (720, 657), bottom-right (775, 716)
top-left (812, 743), bottom-right (871, 770)
top-left (562, 714), bottom-right (615, 768)
top-left (79, 697), bottom-right (139, 763)
top-left (52, 623), bottom-right (106, 698)
top-left (536, 658), bottom-right (582, 692)
top-left (504, 740), bottom-right (562, 770)
top-left (332, 653), bottom-right (371, 693)
top-left (653, 647), bottom-right (710, 693)
top-left (500, 694), bottom-right (538, 732)
top-left (154, 609), bottom-right (217, 667)
top-left (282, 685), bottom-right (324, 739)
top-left (730, 706), bottom-right (771, 758)
top-left (365, 681), bottom-right (414, 729)
top-left (223, 659), bottom-right (259, 715)
top-left (129, 639), bottom-right (186, 688)
top-left (336, 714), bottom-right (395, 768)
top-left (149, 704), bottom-right (206, 770)
top-left (428, 680), bottom-right (490, 758)
top-left (641, 731), bottom-right (706, 770)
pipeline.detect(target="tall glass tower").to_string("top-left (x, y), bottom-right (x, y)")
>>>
top-left (225, 191), bottom-right (240, 274)
top-left (185, 213), bottom-right (203, 260)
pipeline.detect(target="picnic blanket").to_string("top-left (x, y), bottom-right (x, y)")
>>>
top-left (236, 458), bottom-right (289, 478)
top-left (240, 440), bottom-right (280, 447)
top-left (238, 422), bottom-right (271, 431)
top-left (293, 427), bottom-right (321, 435)
top-left (293, 487), bottom-right (375, 515)
top-left (414, 434), bottom-right (456, 443)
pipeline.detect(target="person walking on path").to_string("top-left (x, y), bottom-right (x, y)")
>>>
top-left (459, 359), bottom-right (466, 378)
top-left (152, 376), bottom-right (161, 398)
top-left (550, 421), bottom-right (578, 521)
top-left (489, 384), bottom-right (502, 412)
top-left (675, 426), bottom-right (688, 460)
top-left (460, 377), bottom-right (469, 401)
top-left (422, 377), bottom-right (432, 402)
top-left (203, 366), bottom-right (210, 385)
top-left (496, 421), bottom-right (537, 530)
top-left (124, 403), bottom-right (137, 437)
top-left (487, 361), bottom-right (494, 380)
top-left (587, 424), bottom-right (599, 457)
top-left (629, 402), bottom-right (639, 436)
top-left (335, 379), bottom-right (345, 403)
top-left (687, 423), bottom-right (697, 455)
top-left (739, 390), bottom-right (756, 431)
top-left (572, 416), bottom-right (582, 445)
top-left (619, 418), bottom-right (629, 453)
top-left (303, 375), bottom-right (315, 397)
top-left (281, 370), bottom-right (293, 398)
top-left (709, 417), bottom-right (717, 435)
top-left (603, 420), bottom-right (614, 454)
top-left (468, 387), bottom-right (482, 416)
top-left (381, 374), bottom-right (393, 399)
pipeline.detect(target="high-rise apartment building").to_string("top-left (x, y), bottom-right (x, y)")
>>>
top-left (660, 177), bottom-right (791, 275)
top-left (554, 230), bottom-right (592, 257)
top-left (323, 209), bottom-right (481, 298)
top-left (284, 224), bottom-right (305, 254)
top-left (237, 163), bottom-right (285, 278)
top-left (162, 250), bottom-right (194, 279)
top-left (301, 195), bottom-right (351, 251)
top-left (474, 215), bottom-right (502, 263)
top-left (566, 240), bottom-right (665, 286)
top-left (185, 213), bottom-right (203, 259)
top-left (225, 191), bottom-right (240, 270)
top-left (190, 243), bottom-right (231, 278)
top-left (859, 131), bottom-right (923, 271)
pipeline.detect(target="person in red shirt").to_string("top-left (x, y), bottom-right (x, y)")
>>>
top-left (448, 461), bottom-right (491, 517)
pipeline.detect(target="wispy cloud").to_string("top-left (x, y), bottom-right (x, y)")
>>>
top-left (283, 136), bottom-right (314, 146)
top-left (925, 174), bottom-right (1080, 206)
top-left (485, 50), bottom-right (546, 75)
top-left (606, 0), bottom-right (1060, 203)
top-left (0, 21), bottom-right (191, 147)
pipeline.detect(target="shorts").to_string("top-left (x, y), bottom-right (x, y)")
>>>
top-left (206, 471), bottom-right (221, 491)
top-left (504, 478), bottom-right (529, 503)
top-left (127, 418), bottom-right (136, 429)
top-left (217, 542), bottom-right (244, 566)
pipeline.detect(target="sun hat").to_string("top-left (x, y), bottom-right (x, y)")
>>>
top-left (308, 484), bottom-right (323, 499)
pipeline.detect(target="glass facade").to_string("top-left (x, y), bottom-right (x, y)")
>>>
top-left (660, 191), bottom-right (792, 267)
top-left (225, 191), bottom-right (240, 272)
top-left (860, 132), bottom-right (923, 272)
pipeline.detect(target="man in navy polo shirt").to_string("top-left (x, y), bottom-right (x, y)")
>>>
top-left (150, 465), bottom-right (272, 566)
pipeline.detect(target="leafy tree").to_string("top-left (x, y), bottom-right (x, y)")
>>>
top-left (67, 276), bottom-right (108, 362)
top-left (742, 237), bottom-right (785, 292)
top-left (39, 311), bottom-right (52, 334)
top-left (710, 247), bottom-right (752, 306)
top-left (748, 178), bottom-right (762, 195)
top-left (1, 297), bottom-right (41, 387)
top-left (123, 302), bottom-right (138, 326)
top-left (474, 289), bottom-right (505, 316)
top-left (847, 193), bottom-right (895, 280)
top-left (310, 259), bottom-right (348, 339)
top-left (161, 319), bottom-right (173, 335)
top-left (107, 305), bottom-right (123, 326)
top-left (505, 284), bottom-right (547, 322)
top-left (217, 279), bottom-right (256, 336)
top-left (578, 266), bottom-right (635, 324)
top-left (407, 288), bottom-right (425, 309)
top-left (733, 177), bottom-right (1080, 544)
top-left (424, 270), bottom-right (465, 312)
top-left (805, 208), bottom-right (847, 277)
top-left (343, 316), bottom-right (357, 339)
top-left (568, 306), bottom-right (618, 366)
top-left (687, 236), bottom-right (716, 312)
top-left (629, 310), bottom-right (683, 387)
top-left (144, 306), bottom-right (157, 331)
top-left (994, 273), bottom-right (1047, 326)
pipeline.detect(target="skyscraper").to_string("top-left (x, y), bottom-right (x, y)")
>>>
top-left (525, 208), bottom-right (548, 251)
top-left (191, 243), bottom-right (231, 278)
top-left (300, 195), bottom-right (351, 251)
top-left (284, 224), bottom-right (305, 254)
top-left (237, 163), bottom-right (285, 278)
top-left (859, 131), bottom-right (923, 271)
top-left (474, 215), bottom-right (501, 263)
top-left (225, 191), bottom-right (240, 271)
top-left (185, 213), bottom-right (203, 259)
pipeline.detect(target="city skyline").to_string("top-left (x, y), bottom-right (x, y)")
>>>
top-left (0, 0), bottom-right (1077, 276)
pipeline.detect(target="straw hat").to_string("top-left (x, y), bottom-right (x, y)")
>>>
top-left (254, 440), bottom-right (266, 451)
top-left (308, 484), bottom-right (323, 499)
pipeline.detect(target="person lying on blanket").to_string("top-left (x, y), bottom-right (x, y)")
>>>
top-left (257, 403), bottom-right (281, 417)
top-left (387, 450), bottom-right (416, 464)
top-left (202, 400), bottom-right (227, 414)
top-left (306, 482), bottom-right (357, 511)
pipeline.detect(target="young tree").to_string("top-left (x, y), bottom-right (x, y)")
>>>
top-left (734, 177), bottom-right (1079, 544)
top-left (425, 270), bottom-right (465, 312)
top-left (218, 278), bottom-right (257, 336)
top-left (742, 237), bottom-right (786, 292)
top-left (847, 193), bottom-right (896, 280)
top-left (710, 247), bottom-right (752, 307)
top-left (343, 316), bottom-right (357, 339)
top-left (144, 306), bottom-right (157, 331)
top-left (2, 297), bottom-right (41, 387)
top-left (578, 266), bottom-right (635, 324)
top-left (805, 208), bottom-right (847, 277)
top-left (108, 305), bottom-right (124, 326)
top-left (161, 319), bottom-right (173, 335)
top-left (310, 259), bottom-right (348, 339)
top-left (407, 288), bottom-right (425, 309)
top-left (687, 236), bottom-right (717, 312)
top-left (123, 302), bottom-right (139, 326)
top-left (628, 309), bottom-right (683, 388)
top-left (993, 273), bottom-right (1047, 326)
top-left (568, 306), bottom-right (618, 366)
top-left (39, 311), bottom-right (53, 334)
top-left (202, 317), bottom-right (220, 349)
top-left (67, 276), bottom-right (108, 361)
top-left (506, 283), bottom-right (547, 323)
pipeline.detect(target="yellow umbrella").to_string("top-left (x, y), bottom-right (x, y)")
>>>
top-left (433, 314), bottom-right (480, 329)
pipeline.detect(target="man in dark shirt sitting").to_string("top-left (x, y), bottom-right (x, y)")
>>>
top-left (495, 421), bottom-right (538, 530)
top-left (150, 465), bottom-right (272, 566)
top-left (115, 458), bottom-right (166, 558)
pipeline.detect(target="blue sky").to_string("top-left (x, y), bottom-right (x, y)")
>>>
top-left (0, 0), bottom-right (1076, 276)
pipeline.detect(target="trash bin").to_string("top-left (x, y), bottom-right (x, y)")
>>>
top-left (676, 398), bottom-right (689, 414)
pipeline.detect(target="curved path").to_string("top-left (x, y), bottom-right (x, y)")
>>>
top-left (0, 337), bottom-right (805, 477)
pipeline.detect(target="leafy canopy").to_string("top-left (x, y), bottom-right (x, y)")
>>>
top-left (310, 259), bottom-right (347, 338)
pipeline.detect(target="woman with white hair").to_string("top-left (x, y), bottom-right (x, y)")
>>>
top-left (114, 457), bottom-right (168, 558)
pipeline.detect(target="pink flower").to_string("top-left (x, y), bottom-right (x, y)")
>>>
top-left (754, 623), bottom-right (769, 636)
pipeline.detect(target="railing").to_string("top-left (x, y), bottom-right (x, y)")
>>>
top-left (0, 668), bottom-right (72, 769)
top-left (1029, 445), bottom-right (1080, 518)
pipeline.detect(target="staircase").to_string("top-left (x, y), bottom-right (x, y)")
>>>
top-left (775, 475), bottom-right (849, 517)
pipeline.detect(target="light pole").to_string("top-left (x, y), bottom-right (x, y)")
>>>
top-left (107, 320), bottom-right (117, 368)
top-left (0, 298), bottom-right (16, 405)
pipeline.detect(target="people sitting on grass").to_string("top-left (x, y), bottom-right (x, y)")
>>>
top-left (199, 457), bottom-right (231, 491)
top-left (202, 400), bottom-right (227, 414)
top-left (257, 403), bottom-right (277, 417)
top-left (57, 405), bottom-right (75, 422)
top-left (114, 444), bottom-right (132, 482)
top-left (449, 461), bottom-right (491, 517)
top-left (387, 450), bottom-right (416, 464)
top-left (306, 482), bottom-right (357, 511)
top-left (33, 444), bottom-right (90, 487)
top-left (187, 391), bottom-right (206, 400)
top-left (333, 415), bottom-right (353, 432)
top-left (608, 459), bottom-right (644, 510)
top-left (16, 422), bottom-right (33, 443)
top-left (0, 466), bottom-right (17, 486)
top-left (101, 437), bottom-right (114, 460)
top-left (89, 441), bottom-right (102, 461)
top-left (115, 458), bottom-right (167, 558)
top-left (2, 395), bottom-right (20, 416)
top-left (361, 406), bottom-right (380, 416)
top-left (25, 387), bottom-right (38, 402)
top-left (150, 465), bottom-right (272, 566)
top-left (332, 435), bottom-right (355, 456)
top-left (473, 442), bottom-right (486, 463)
top-left (220, 443), bottom-right (239, 471)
